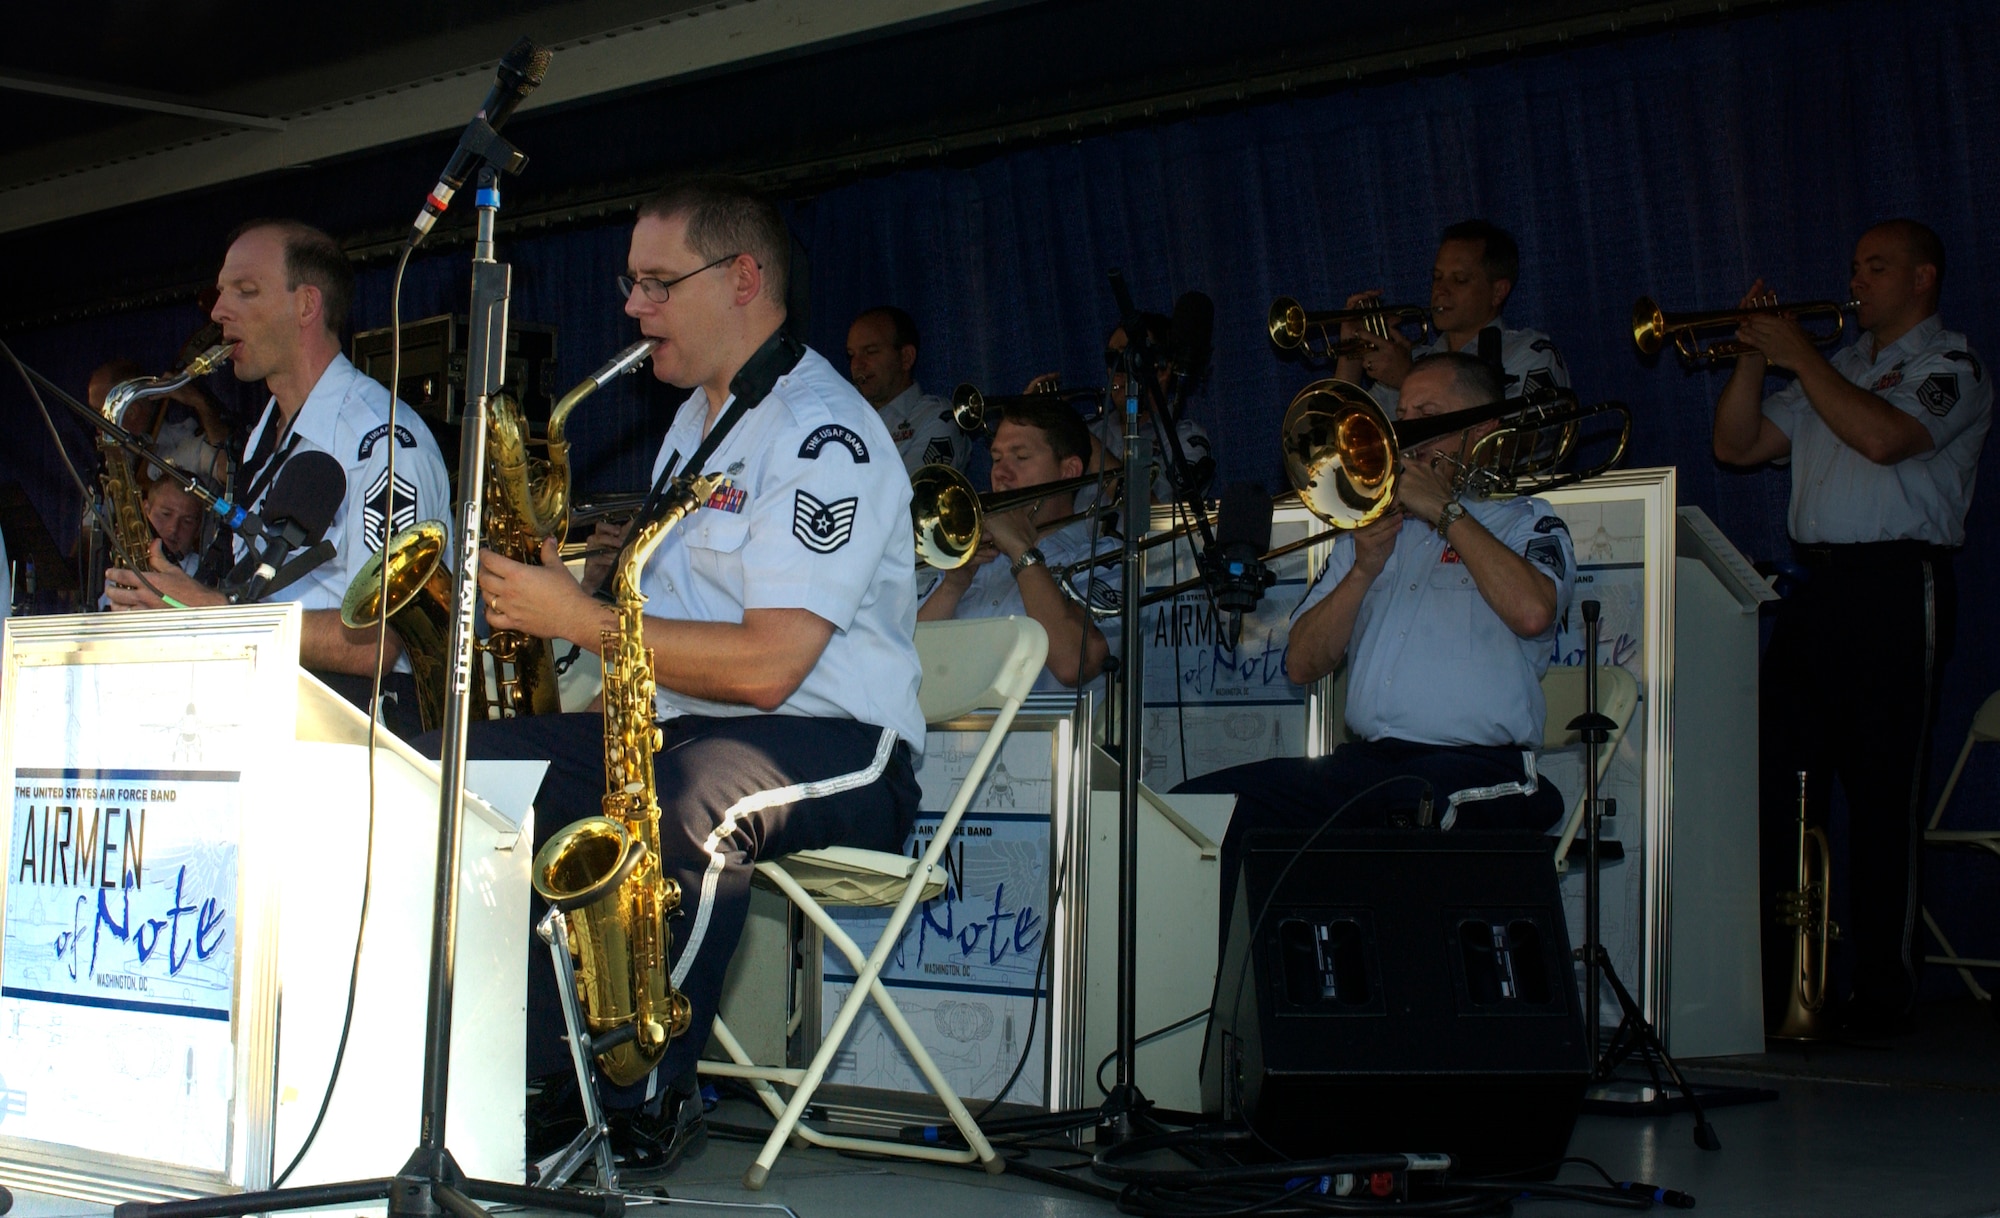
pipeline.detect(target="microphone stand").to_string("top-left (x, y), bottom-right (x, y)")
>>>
top-left (112, 153), bottom-right (618, 1218)
top-left (1569, 600), bottom-right (1744, 1149)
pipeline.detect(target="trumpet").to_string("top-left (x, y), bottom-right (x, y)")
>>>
top-left (1631, 294), bottom-right (1857, 365)
top-left (911, 464), bottom-right (1116, 569)
top-left (949, 380), bottom-right (1104, 435)
top-left (1268, 296), bottom-right (1431, 361)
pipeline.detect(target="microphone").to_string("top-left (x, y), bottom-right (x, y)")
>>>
top-left (1208, 482), bottom-right (1277, 649)
top-left (407, 37), bottom-right (552, 247)
top-left (229, 451), bottom-right (346, 603)
top-left (1168, 291), bottom-right (1215, 383)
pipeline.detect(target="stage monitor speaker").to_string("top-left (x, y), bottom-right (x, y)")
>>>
top-left (1201, 831), bottom-right (1588, 1178)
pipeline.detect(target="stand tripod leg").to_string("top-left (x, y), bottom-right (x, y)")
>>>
top-left (535, 907), bottom-right (620, 1189)
top-left (1592, 945), bottom-right (1722, 1150)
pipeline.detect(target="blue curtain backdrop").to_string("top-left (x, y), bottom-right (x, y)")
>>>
top-left (3, 0), bottom-right (1993, 983)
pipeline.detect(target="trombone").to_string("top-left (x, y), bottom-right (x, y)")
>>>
top-left (1632, 294), bottom-right (1858, 365)
top-left (950, 380), bottom-right (1104, 434)
top-left (1268, 296), bottom-right (1431, 361)
top-left (1045, 379), bottom-right (1631, 610)
top-left (911, 464), bottom-right (1118, 569)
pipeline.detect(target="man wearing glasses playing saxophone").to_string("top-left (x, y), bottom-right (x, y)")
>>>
top-left (1711, 219), bottom-right (1990, 1038)
top-left (448, 176), bottom-right (924, 1181)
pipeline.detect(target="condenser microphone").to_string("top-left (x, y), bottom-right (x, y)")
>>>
top-left (407, 37), bottom-right (552, 246)
top-left (1208, 481), bottom-right (1277, 649)
top-left (228, 451), bottom-right (345, 602)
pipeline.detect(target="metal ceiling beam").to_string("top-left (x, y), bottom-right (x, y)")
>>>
top-left (0, 71), bottom-right (288, 130)
top-left (0, 0), bottom-right (1008, 236)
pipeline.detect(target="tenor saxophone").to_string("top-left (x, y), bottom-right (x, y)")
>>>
top-left (97, 342), bottom-right (232, 571)
top-left (529, 470), bottom-right (719, 1086)
top-left (479, 339), bottom-right (659, 719)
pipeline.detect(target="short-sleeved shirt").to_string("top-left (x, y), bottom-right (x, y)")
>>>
top-left (878, 381), bottom-right (969, 478)
top-left (640, 347), bottom-right (926, 746)
top-left (1372, 322), bottom-right (1569, 413)
top-left (1761, 315), bottom-right (1992, 546)
top-left (917, 511), bottom-right (1123, 694)
top-left (1293, 497), bottom-right (1575, 748)
top-left (234, 354), bottom-right (452, 616)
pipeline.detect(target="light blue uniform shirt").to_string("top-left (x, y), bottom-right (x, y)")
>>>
top-left (235, 354), bottom-right (452, 614)
top-left (878, 381), bottom-right (970, 478)
top-left (917, 512), bottom-right (1122, 694)
top-left (1372, 322), bottom-right (1569, 414)
top-left (1762, 315), bottom-right (1991, 546)
top-left (640, 347), bottom-right (926, 747)
top-left (1294, 496), bottom-right (1575, 748)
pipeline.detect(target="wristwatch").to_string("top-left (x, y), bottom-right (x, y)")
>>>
top-left (1010, 546), bottom-right (1048, 576)
top-left (1434, 499), bottom-right (1467, 538)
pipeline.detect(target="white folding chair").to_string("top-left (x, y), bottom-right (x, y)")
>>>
top-left (700, 615), bottom-right (1048, 1189)
top-left (1540, 665), bottom-right (1639, 873)
top-left (1921, 688), bottom-right (2000, 1002)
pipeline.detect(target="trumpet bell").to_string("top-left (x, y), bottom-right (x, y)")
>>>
top-left (1631, 297), bottom-right (1667, 356)
top-left (1281, 379), bottom-right (1401, 530)
top-left (1268, 297), bottom-right (1309, 349)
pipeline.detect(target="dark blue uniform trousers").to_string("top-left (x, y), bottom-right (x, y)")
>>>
top-left (418, 711), bottom-right (920, 1107)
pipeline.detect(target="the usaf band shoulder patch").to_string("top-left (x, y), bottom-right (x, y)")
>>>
top-left (793, 489), bottom-right (858, 553)
top-left (358, 422), bottom-right (418, 460)
top-left (363, 468), bottom-right (419, 543)
top-left (1945, 350), bottom-right (1984, 381)
top-left (1916, 372), bottom-right (1961, 418)
top-left (798, 424), bottom-right (871, 463)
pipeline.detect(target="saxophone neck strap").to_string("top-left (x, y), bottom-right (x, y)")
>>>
top-left (609, 328), bottom-right (805, 592)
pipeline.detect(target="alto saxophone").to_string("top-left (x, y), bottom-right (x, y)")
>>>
top-left (529, 470), bottom-right (719, 1086)
top-left (97, 342), bottom-right (232, 571)
top-left (1773, 770), bottom-right (1839, 1040)
top-left (479, 339), bottom-right (659, 719)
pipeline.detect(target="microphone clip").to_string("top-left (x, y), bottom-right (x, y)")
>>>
top-left (459, 117), bottom-right (527, 181)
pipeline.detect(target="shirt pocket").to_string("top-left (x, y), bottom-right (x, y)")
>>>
top-left (683, 507), bottom-right (751, 594)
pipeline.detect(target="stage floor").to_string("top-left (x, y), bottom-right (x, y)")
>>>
top-left (11, 1000), bottom-right (1996, 1218)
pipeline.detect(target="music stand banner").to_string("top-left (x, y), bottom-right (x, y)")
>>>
top-left (0, 604), bottom-right (301, 1202)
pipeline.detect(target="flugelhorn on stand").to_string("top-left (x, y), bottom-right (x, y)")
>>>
top-left (1772, 770), bottom-right (1839, 1041)
top-left (1631, 294), bottom-right (1857, 365)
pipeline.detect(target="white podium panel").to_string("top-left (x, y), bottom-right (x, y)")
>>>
top-left (0, 608), bottom-right (529, 1206)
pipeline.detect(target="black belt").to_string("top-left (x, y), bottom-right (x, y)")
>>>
top-left (1792, 539), bottom-right (1954, 570)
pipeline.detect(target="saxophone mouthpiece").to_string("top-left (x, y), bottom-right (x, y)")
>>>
top-left (182, 341), bottom-right (234, 378)
top-left (594, 338), bottom-right (660, 387)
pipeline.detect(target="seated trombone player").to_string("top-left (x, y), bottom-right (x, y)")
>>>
top-left (1709, 219), bottom-right (1991, 1036)
top-left (103, 219), bottom-right (451, 735)
top-left (1337, 219), bottom-right (1569, 412)
top-left (436, 176), bottom-right (923, 1180)
top-left (1176, 352), bottom-right (1576, 931)
top-left (917, 396), bottom-right (1117, 691)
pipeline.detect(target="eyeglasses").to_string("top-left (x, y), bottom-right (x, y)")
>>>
top-left (617, 252), bottom-right (745, 303)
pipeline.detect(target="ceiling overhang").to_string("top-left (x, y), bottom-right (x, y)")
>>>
top-left (0, 0), bottom-right (1008, 235)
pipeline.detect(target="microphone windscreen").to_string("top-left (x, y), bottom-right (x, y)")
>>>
top-left (263, 451), bottom-right (347, 545)
top-left (1170, 291), bottom-right (1215, 378)
top-left (1216, 481), bottom-right (1273, 553)
top-left (499, 37), bottom-right (553, 92)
